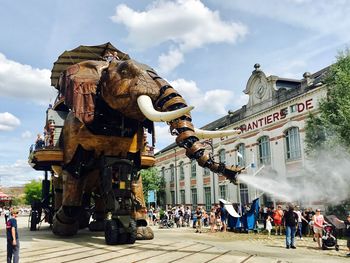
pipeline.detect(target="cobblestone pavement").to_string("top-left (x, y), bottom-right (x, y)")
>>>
top-left (0, 216), bottom-right (349, 262)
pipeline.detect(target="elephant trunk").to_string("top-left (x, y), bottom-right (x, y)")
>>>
top-left (154, 84), bottom-right (243, 184)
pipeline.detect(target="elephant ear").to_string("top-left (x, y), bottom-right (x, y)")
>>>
top-left (58, 60), bottom-right (109, 124)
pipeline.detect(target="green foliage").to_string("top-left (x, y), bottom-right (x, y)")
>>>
top-left (24, 179), bottom-right (42, 205)
top-left (304, 113), bottom-right (326, 155)
top-left (140, 167), bottom-right (165, 205)
top-left (305, 49), bottom-right (350, 211)
top-left (11, 196), bottom-right (26, 206)
top-left (321, 49), bottom-right (350, 147)
top-left (305, 49), bottom-right (350, 153)
top-left (327, 199), bottom-right (350, 219)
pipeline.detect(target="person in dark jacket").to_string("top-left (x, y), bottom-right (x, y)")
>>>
top-left (284, 204), bottom-right (298, 249)
top-left (6, 209), bottom-right (19, 263)
top-left (335, 213), bottom-right (350, 257)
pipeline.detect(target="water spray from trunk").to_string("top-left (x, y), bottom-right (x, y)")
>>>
top-left (238, 146), bottom-right (350, 205)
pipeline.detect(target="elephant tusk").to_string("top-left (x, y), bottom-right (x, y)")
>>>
top-left (137, 95), bottom-right (194, 122)
top-left (194, 128), bottom-right (241, 139)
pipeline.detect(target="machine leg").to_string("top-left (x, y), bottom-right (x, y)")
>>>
top-left (132, 175), bottom-right (154, 240)
top-left (52, 170), bottom-right (83, 236)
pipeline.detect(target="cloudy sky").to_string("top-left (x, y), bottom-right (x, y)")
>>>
top-left (0, 0), bottom-right (349, 186)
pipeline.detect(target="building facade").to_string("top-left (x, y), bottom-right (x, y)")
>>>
top-left (155, 64), bottom-right (328, 210)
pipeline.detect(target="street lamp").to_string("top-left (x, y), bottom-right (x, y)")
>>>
top-left (174, 148), bottom-right (178, 205)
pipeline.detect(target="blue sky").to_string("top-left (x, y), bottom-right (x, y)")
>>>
top-left (0, 0), bottom-right (349, 186)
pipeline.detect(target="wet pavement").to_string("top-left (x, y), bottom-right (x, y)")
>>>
top-left (0, 215), bottom-right (349, 262)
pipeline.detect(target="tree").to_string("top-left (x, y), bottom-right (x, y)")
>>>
top-left (11, 196), bottom-right (26, 206)
top-left (306, 50), bottom-right (350, 152)
top-left (304, 112), bottom-right (326, 155)
top-left (24, 179), bottom-right (42, 205)
top-left (140, 167), bottom-right (165, 206)
top-left (305, 49), bottom-right (350, 217)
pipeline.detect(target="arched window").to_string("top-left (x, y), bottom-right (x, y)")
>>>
top-left (179, 161), bottom-right (185, 180)
top-left (258, 136), bottom-right (271, 165)
top-left (237, 143), bottom-right (246, 167)
top-left (170, 164), bottom-right (175, 182)
top-left (285, 127), bottom-right (301, 160)
top-left (191, 160), bottom-right (196, 178)
top-left (218, 149), bottom-right (226, 163)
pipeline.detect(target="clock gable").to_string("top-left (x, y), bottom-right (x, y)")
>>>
top-left (244, 64), bottom-right (277, 109)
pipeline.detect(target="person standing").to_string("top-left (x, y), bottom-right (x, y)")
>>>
top-left (266, 214), bottom-right (273, 237)
top-left (220, 202), bottom-right (228, 232)
top-left (284, 204), bottom-right (298, 249)
top-left (263, 205), bottom-right (268, 229)
top-left (305, 207), bottom-right (315, 237)
top-left (335, 213), bottom-right (350, 257)
top-left (6, 210), bottom-right (19, 263)
top-left (209, 207), bottom-right (216, 233)
top-left (195, 206), bottom-right (203, 233)
top-left (294, 206), bottom-right (308, 240)
top-left (273, 205), bottom-right (284, 235)
top-left (4, 207), bottom-right (10, 223)
top-left (147, 206), bottom-right (154, 226)
top-left (312, 208), bottom-right (328, 249)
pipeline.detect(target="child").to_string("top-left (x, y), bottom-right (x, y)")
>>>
top-left (266, 214), bottom-right (273, 237)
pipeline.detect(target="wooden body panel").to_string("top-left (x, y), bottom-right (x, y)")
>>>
top-left (63, 112), bottom-right (143, 165)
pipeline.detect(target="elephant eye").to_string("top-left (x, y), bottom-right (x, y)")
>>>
top-left (117, 62), bottom-right (130, 77)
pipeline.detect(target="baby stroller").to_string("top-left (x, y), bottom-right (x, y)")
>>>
top-left (321, 224), bottom-right (339, 251)
top-left (159, 215), bottom-right (174, 229)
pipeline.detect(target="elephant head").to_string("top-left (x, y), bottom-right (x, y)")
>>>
top-left (98, 58), bottom-right (243, 184)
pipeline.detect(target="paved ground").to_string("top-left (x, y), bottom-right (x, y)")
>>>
top-left (0, 215), bottom-right (349, 262)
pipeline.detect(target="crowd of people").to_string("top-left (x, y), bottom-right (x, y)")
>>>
top-left (259, 205), bottom-right (319, 239)
top-left (146, 203), bottom-right (350, 256)
top-left (259, 204), bottom-right (350, 255)
top-left (147, 203), bottom-right (229, 234)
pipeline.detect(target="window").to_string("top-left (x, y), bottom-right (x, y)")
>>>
top-left (179, 161), bottom-right (185, 180)
top-left (240, 183), bottom-right (249, 206)
top-left (191, 188), bottom-right (197, 208)
top-left (285, 127), bottom-right (301, 160)
top-left (191, 160), bottom-right (196, 178)
top-left (171, 191), bottom-right (175, 205)
top-left (218, 149), bottom-right (226, 163)
top-left (203, 167), bottom-right (210, 176)
top-left (161, 167), bottom-right (165, 178)
top-left (204, 187), bottom-right (211, 211)
top-left (219, 185), bottom-right (227, 200)
top-left (258, 136), bottom-right (271, 165)
top-left (180, 190), bottom-right (186, 204)
top-left (170, 164), bottom-right (175, 182)
top-left (237, 143), bottom-right (246, 167)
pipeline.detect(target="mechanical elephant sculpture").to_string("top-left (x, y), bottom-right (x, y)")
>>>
top-left (52, 58), bottom-right (243, 244)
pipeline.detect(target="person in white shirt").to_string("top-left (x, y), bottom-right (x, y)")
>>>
top-left (294, 206), bottom-right (308, 239)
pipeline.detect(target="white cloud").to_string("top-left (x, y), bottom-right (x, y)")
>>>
top-left (219, 1), bottom-right (350, 40)
top-left (0, 53), bottom-right (57, 105)
top-left (111, 0), bottom-right (248, 73)
top-left (170, 78), bottom-right (237, 115)
top-left (21, 130), bottom-right (32, 139)
top-left (0, 112), bottom-right (21, 131)
top-left (158, 49), bottom-right (184, 75)
top-left (0, 160), bottom-right (41, 186)
top-left (154, 124), bottom-right (175, 151)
